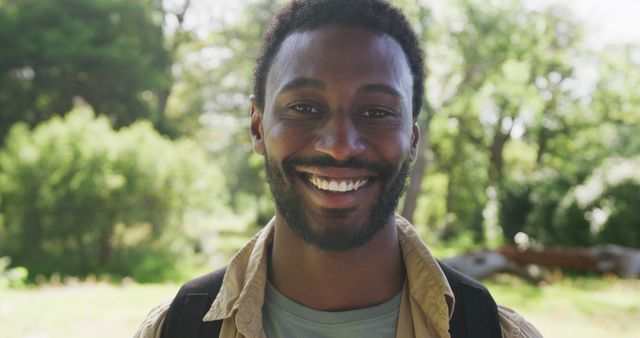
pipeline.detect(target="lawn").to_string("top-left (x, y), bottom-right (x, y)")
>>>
top-left (0, 282), bottom-right (176, 338)
top-left (486, 276), bottom-right (640, 338)
top-left (1, 276), bottom-right (638, 338)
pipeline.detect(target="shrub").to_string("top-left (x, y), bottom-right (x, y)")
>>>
top-left (0, 108), bottom-right (227, 281)
top-left (553, 156), bottom-right (640, 248)
top-left (0, 256), bottom-right (28, 289)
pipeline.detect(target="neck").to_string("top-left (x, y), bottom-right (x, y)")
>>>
top-left (269, 215), bottom-right (405, 311)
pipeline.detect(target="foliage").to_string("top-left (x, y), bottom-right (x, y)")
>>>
top-left (404, 0), bottom-right (640, 247)
top-left (0, 0), bottom-right (171, 143)
top-left (410, 0), bottom-right (580, 241)
top-left (170, 0), bottom-right (640, 245)
top-left (166, 0), bottom-right (281, 223)
top-left (496, 42), bottom-right (640, 247)
top-left (0, 256), bottom-right (28, 288)
top-left (553, 157), bottom-right (640, 247)
top-left (0, 108), bottom-right (227, 281)
top-left (1, 0), bottom-right (640, 280)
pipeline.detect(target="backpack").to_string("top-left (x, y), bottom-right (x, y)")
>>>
top-left (160, 262), bottom-right (501, 338)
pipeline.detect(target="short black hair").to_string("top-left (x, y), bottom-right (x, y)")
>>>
top-left (252, 0), bottom-right (425, 119)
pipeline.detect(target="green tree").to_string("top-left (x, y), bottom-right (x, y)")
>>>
top-left (166, 0), bottom-right (281, 223)
top-left (0, 108), bottom-right (227, 281)
top-left (410, 0), bottom-right (584, 241)
top-left (515, 44), bottom-right (640, 247)
top-left (553, 156), bottom-right (640, 248)
top-left (0, 0), bottom-right (171, 142)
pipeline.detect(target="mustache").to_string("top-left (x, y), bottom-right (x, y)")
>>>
top-left (282, 155), bottom-right (391, 176)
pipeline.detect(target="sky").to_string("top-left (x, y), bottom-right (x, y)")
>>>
top-left (181, 0), bottom-right (640, 49)
top-left (523, 0), bottom-right (640, 48)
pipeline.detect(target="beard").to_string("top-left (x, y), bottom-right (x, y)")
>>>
top-left (264, 152), bottom-right (411, 251)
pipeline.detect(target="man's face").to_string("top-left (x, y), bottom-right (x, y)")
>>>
top-left (251, 25), bottom-right (419, 251)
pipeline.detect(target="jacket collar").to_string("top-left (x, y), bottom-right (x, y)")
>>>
top-left (203, 215), bottom-right (455, 335)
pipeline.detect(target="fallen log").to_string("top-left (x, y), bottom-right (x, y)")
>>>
top-left (441, 244), bottom-right (640, 280)
top-left (589, 244), bottom-right (640, 278)
top-left (441, 250), bottom-right (538, 282)
top-left (496, 247), bottom-right (598, 271)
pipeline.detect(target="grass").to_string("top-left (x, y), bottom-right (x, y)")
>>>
top-left (486, 275), bottom-right (640, 338)
top-left (0, 282), bottom-right (177, 338)
top-left (1, 276), bottom-right (638, 338)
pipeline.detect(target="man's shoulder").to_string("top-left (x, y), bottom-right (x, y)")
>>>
top-left (133, 267), bottom-right (227, 338)
top-left (133, 299), bottom-right (172, 338)
top-left (497, 305), bottom-right (544, 338)
top-left (438, 260), bottom-right (490, 291)
top-left (439, 262), bottom-right (544, 337)
top-left (155, 266), bottom-right (229, 338)
top-left (178, 266), bottom-right (228, 295)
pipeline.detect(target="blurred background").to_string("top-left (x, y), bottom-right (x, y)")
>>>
top-left (0, 0), bottom-right (638, 337)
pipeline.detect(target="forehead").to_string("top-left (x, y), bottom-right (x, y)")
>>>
top-left (265, 24), bottom-right (413, 101)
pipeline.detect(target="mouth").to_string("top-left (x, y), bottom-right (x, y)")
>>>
top-left (306, 174), bottom-right (370, 193)
top-left (291, 165), bottom-right (378, 210)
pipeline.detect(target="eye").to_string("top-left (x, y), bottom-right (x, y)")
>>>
top-left (290, 104), bottom-right (320, 114)
top-left (362, 108), bottom-right (391, 118)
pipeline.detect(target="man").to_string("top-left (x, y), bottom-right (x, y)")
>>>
top-left (136, 0), bottom-right (543, 337)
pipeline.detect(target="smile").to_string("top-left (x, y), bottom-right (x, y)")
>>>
top-left (307, 174), bottom-right (370, 193)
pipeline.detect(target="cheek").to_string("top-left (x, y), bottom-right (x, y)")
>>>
top-left (366, 128), bottom-right (414, 165)
top-left (263, 121), bottom-right (314, 159)
top-left (388, 138), bottom-right (412, 167)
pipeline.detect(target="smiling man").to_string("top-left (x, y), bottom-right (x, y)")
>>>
top-left (135, 1), bottom-right (542, 337)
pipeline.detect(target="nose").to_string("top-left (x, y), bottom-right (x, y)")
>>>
top-left (314, 114), bottom-right (366, 161)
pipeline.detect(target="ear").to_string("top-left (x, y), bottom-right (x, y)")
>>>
top-left (410, 122), bottom-right (420, 161)
top-left (250, 97), bottom-right (265, 155)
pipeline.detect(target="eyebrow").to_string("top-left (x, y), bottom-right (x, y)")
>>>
top-left (278, 77), bottom-right (404, 100)
top-left (358, 83), bottom-right (404, 100)
top-left (279, 77), bottom-right (326, 94)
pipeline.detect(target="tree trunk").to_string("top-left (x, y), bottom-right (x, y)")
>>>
top-left (536, 122), bottom-right (549, 165)
top-left (400, 2), bottom-right (432, 224)
top-left (98, 230), bottom-right (112, 266)
top-left (155, 87), bottom-right (171, 135)
top-left (439, 166), bottom-right (456, 240)
top-left (489, 127), bottom-right (510, 183)
top-left (152, 0), bottom-right (193, 137)
top-left (401, 137), bottom-right (428, 222)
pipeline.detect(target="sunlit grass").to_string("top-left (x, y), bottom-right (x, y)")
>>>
top-left (1, 276), bottom-right (638, 338)
top-left (0, 283), bottom-right (177, 338)
top-left (486, 275), bottom-right (640, 338)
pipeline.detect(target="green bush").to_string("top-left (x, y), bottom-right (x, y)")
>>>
top-left (553, 156), bottom-right (640, 248)
top-left (0, 256), bottom-right (28, 289)
top-left (0, 108), bottom-right (227, 282)
top-left (498, 156), bottom-right (640, 249)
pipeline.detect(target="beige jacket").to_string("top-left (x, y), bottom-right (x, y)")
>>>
top-left (135, 215), bottom-right (543, 338)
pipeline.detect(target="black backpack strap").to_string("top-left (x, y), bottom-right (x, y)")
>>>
top-left (438, 261), bottom-right (502, 338)
top-left (161, 266), bottom-right (227, 338)
top-left (162, 262), bottom-right (501, 338)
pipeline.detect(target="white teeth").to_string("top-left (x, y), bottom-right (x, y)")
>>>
top-left (308, 175), bottom-right (369, 193)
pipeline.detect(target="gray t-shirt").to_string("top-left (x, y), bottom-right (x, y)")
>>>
top-left (262, 281), bottom-right (401, 338)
